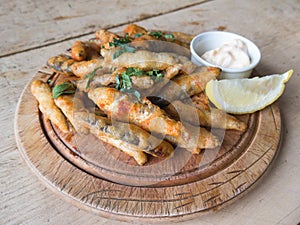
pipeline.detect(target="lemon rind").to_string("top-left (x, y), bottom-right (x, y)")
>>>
top-left (205, 70), bottom-right (294, 114)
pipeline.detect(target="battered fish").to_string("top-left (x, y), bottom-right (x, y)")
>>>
top-left (30, 80), bottom-right (69, 133)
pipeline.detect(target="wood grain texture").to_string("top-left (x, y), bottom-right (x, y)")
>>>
top-left (0, 0), bottom-right (206, 57)
top-left (2, 0), bottom-right (300, 224)
top-left (14, 69), bottom-right (282, 222)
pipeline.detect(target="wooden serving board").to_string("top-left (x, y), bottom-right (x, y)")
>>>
top-left (15, 68), bottom-right (282, 222)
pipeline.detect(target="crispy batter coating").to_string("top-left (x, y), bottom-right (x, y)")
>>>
top-left (111, 50), bottom-right (191, 71)
top-left (54, 95), bottom-right (89, 134)
top-left (47, 55), bottom-right (75, 75)
top-left (54, 94), bottom-right (174, 165)
top-left (160, 66), bottom-right (220, 101)
top-left (95, 29), bottom-right (119, 49)
top-left (70, 58), bottom-right (105, 78)
top-left (190, 92), bottom-right (210, 111)
top-left (165, 100), bottom-right (247, 132)
top-left (30, 80), bottom-right (69, 132)
top-left (124, 24), bottom-right (147, 37)
top-left (35, 25), bottom-right (245, 164)
top-left (71, 41), bottom-right (87, 61)
top-left (88, 87), bottom-right (220, 152)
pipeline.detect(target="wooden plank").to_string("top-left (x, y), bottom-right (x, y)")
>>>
top-left (0, 0), bottom-right (206, 57)
top-left (1, 0), bottom-right (300, 224)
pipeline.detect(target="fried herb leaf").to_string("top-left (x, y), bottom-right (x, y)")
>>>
top-left (115, 74), bottom-right (121, 90)
top-left (113, 45), bottom-right (136, 59)
top-left (121, 72), bottom-right (132, 89)
top-left (148, 31), bottom-right (174, 41)
top-left (164, 33), bottom-right (175, 41)
top-left (147, 69), bottom-right (164, 81)
top-left (114, 67), bottom-right (164, 101)
top-left (84, 66), bottom-right (102, 88)
top-left (134, 33), bottom-right (143, 38)
top-left (109, 34), bottom-right (131, 47)
top-left (115, 68), bottom-right (142, 100)
top-left (125, 67), bottom-right (144, 76)
top-left (108, 33), bottom-right (136, 59)
top-left (52, 82), bottom-right (76, 98)
top-left (120, 88), bottom-right (141, 101)
top-left (149, 31), bottom-right (163, 39)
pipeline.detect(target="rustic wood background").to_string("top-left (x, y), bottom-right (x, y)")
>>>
top-left (1, 0), bottom-right (300, 224)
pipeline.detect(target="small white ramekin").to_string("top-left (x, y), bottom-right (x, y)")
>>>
top-left (190, 31), bottom-right (261, 79)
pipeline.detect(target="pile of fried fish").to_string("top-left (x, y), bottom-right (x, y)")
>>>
top-left (31, 24), bottom-right (247, 165)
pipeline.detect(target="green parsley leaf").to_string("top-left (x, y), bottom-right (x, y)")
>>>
top-left (109, 34), bottom-right (131, 47)
top-left (115, 74), bottom-right (121, 90)
top-left (121, 88), bottom-right (141, 101)
top-left (107, 34), bottom-right (136, 59)
top-left (125, 67), bottom-right (144, 76)
top-left (115, 68), bottom-right (144, 90)
top-left (149, 31), bottom-right (175, 41)
top-left (52, 82), bottom-right (76, 99)
top-left (164, 33), bottom-right (175, 41)
top-left (113, 45), bottom-right (136, 59)
top-left (84, 66), bottom-right (102, 89)
top-left (147, 69), bottom-right (164, 81)
top-left (114, 68), bottom-right (164, 101)
top-left (121, 72), bottom-right (132, 89)
top-left (149, 31), bottom-right (163, 39)
top-left (147, 71), bottom-right (154, 76)
top-left (134, 33), bottom-right (144, 38)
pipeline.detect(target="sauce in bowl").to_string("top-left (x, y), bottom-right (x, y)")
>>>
top-left (190, 31), bottom-right (261, 79)
top-left (201, 39), bottom-right (250, 69)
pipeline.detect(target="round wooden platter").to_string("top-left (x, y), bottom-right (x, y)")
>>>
top-left (15, 68), bottom-right (282, 223)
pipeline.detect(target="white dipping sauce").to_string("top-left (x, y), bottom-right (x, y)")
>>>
top-left (201, 39), bottom-right (250, 69)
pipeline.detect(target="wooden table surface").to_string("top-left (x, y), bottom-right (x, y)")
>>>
top-left (1, 0), bottom-right (299, 224)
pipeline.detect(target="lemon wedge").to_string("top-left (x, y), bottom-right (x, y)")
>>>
top-left (205, 70), bottom-right (293, 114)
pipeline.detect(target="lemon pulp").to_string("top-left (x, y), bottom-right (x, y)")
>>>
top-left (205, 70), bottom-right (293, 114)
